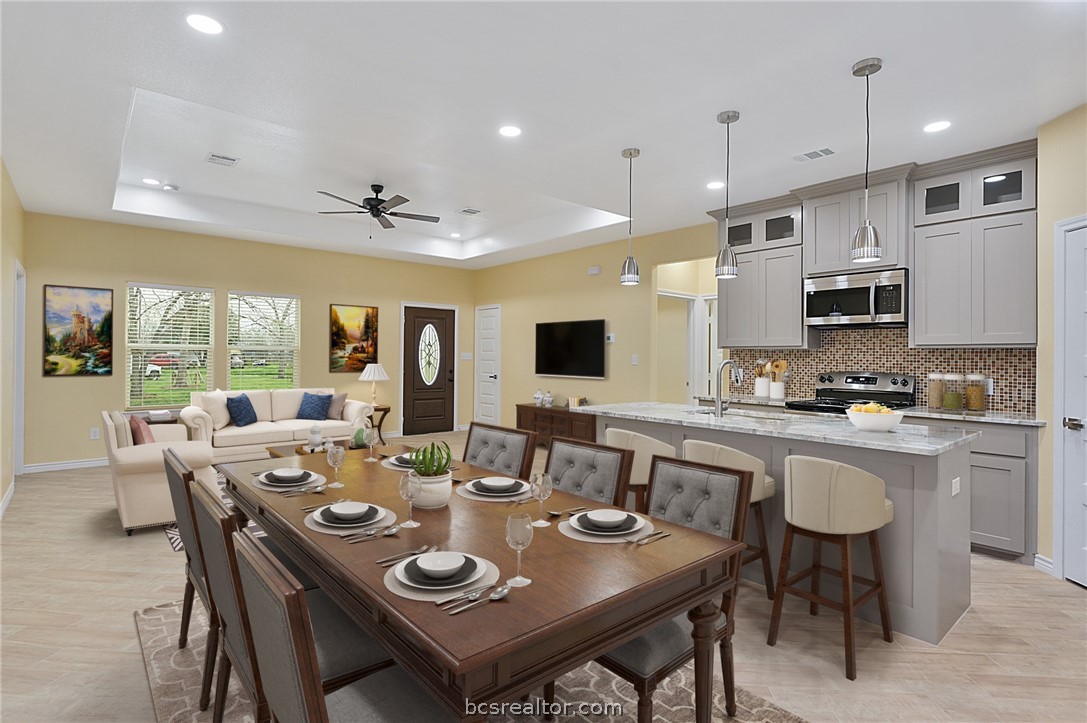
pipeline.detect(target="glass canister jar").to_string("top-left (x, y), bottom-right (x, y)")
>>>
top-left (965, 374), bottom-right (987, 412)
top-left (942, 374), bottom-right (964, 410)
top-left (927, 373), bottom-right (946, 410)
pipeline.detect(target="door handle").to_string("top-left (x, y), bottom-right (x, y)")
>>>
top-left (1064, 417), bottom-right (1084, 431)
top-left (447, 370), bottom-right (454, 383)
top-left (488, 374), bottom-right (498, 380)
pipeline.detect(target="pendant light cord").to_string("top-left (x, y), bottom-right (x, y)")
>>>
top-left (862, 73), bottom-right (871, 221)
top-left (627, 155), bottom-right (633, 254)
top-left (725, 120), bottom-right (731, 225)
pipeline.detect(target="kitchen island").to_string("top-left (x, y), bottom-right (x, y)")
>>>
top-left (573, 402), bottom-right (981, 645)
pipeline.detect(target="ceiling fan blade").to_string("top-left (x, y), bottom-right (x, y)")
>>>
top-left (386, 211), bottom-right (440, 223)
top-left (317, 190), bottom-right (367, 209)
top-left (318, 210), bottom-right (367, 214)
top-left (377, 214), bottom-right (396, 229)
top-left (379, 194), bottom-right (409, 211)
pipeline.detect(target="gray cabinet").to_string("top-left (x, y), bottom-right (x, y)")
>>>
top-left (719, 254), bottom-right (758, 348)
top-left (914, 158), bottom-right (1036, 226)
top-left (802, 192), bottom-right (851, 275)
top-left (719, 205), bottom-right (802, 255)
top-left (913, 211), bottom-right (1036, 346)
top-left (970, 453), bottom-right (1027, 554)
top-left (802, 180), bottom-right (905, 276)
top-left (718, 245), bottom-right (814, 348)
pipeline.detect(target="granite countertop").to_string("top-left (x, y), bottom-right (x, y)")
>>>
top-left (572, 402), bottom-right (979, 456)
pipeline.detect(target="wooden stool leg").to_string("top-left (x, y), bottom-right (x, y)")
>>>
top-left (841, 535), bottom-right (857, 681)
top-left (767, 524), bottom-right (794, 646)
top-left (179, 577), bottom-right (195, 649)
top-left (869, 530), bottom-right (893, 643)
top-left (720, 637), bottom-right (736, 717)
top-left (809, 537), bottom-right (821, 616)
top-left (753, 501), bottom-right (775, 600)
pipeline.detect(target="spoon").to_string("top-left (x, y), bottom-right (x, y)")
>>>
top-left (339, 524), bottom-right (391, 539)
top-left (439, 584), bottom-right (495, 610)
top-left (547, 506), bottom-right (587, 517)
top-left (448, 585), bottom-right (511, 615)
top-left (347, 525), bottom-right (400, 543)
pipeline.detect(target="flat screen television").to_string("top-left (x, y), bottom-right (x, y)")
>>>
top-left (535, 319), bottom-right (606, 379)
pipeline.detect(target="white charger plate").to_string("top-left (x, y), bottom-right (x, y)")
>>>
top-left (568, 512), bottom-right (646, 537)
top-left (393, 553), bottom-right (487, 590)
top-left (311, 504), bottom-right (386, 528)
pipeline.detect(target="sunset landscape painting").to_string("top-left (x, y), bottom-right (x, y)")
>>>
top-left (329, 304), bottom-right (378, 373)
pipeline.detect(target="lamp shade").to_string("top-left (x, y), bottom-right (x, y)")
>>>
top-left (358, 363), bottom-right (389, 382)
top-left (850, 222), bottom-right (883, 263)
top-left (715, 244), bottom-right (739, 279)
top-left (619, 254), bottom-right (640, 285)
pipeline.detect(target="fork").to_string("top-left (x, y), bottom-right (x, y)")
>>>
top-left (301, 498), bottom-right (346, 513)
top-left (627, 530), bottom-right (666, 544)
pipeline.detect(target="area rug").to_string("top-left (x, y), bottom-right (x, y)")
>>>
top-left (136, 600), bottom-right (806, 722)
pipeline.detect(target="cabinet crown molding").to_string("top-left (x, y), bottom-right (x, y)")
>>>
top-left (910, 139), bottom-right (1037, 180)
top-left (791, 163), bottom-right (916, 200)
top-left (706, 194), bottom-right (799, 222)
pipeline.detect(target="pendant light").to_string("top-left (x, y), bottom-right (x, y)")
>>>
top-left (714, 111), bottom-right (740, 279)
top-left (850, 57), bottom-right (883, 263)
top-left (619, 148), bottom-right (640, 286)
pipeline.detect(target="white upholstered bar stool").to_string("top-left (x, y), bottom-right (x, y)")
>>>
top-left (604, 428), bottom-right (676, 513)
top-left (682, 440), bottom-right (777, 599)
top-left (766, 455), bottom-right (894, 680)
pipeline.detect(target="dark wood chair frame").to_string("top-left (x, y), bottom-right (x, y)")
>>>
top-left (463, 421), bottom-right (538, 480)
top-left (746, 497), bottom-right (776, 600)
top-left (543, 436), bottom-right (635, 508)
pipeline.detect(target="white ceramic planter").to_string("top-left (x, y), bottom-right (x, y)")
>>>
top-left (411, 471), bottom-right (453, 509)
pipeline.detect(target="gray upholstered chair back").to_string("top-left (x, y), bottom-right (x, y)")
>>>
top-left (545, 437), bottom-right (633, 507)
top-left (190, 482), bottom-right (257, 688)
top-left (233, 529), bottom-right (326, 723)
top-left (646, 456), bottom-right (752, 544)
top-left (464, 423), bottom-right (536, 479)
top-left (163, 449), bottom-right (210, 603)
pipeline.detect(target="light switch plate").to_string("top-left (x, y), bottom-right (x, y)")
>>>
top-left (951, 477), bottom-right (961, 496)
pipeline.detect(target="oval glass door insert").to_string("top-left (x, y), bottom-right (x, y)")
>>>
top-left (419, 323), bottom-right (439, 386)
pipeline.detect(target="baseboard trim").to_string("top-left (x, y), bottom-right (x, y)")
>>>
top-left (0, 482), bottom-right (14, 518)
top-left (1034, 554), bottom-right (1057, 577)
top-left (23, 458), bottom-right (109, 474)
top-left (383, 431), bottom-right (402, 439)
top-left (457, 424), bottom-right (469, 431)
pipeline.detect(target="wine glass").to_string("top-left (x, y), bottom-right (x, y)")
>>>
top-left (326, 444), bottom-right (346, 489)
top-left (505, 513), bottom-right (533, 587)
top-left (363, 425), bottom-right (380, 463)
top-left (399, 474), bottom-right (422, 528)
top-left (530, 473), bottom-right (552, 527)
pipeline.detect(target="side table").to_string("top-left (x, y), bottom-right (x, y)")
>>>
top-left (370, 404), bottom-right (391, 444)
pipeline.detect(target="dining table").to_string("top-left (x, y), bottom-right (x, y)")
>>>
top-left (219, 444), bottom-right (745, 722)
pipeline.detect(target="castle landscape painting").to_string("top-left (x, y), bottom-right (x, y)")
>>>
top-left (43, 285), bottom-right (113, 376)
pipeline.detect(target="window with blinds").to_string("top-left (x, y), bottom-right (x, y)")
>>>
top-left (227, 292), bottom-right (300, 390)
top-left (126, 284), bottom-right (214, 409)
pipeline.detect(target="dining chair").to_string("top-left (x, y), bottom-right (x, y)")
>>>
top-left (543, 436), bottom-right (634, 507)
top-left (545, 455), bottom-right (752, 721)
top-left (604, 427), bottom-right (676, 513)
top-left (232, 528), bottom-right (456, 722)
top-left (163, 448), bottom-right (218, 712)
top-left (463, 422), bottom-right (537, 479)
top-left (189, 481), bottom-right (395, 723)
top-left (682, 439), bottom-right (777, 599)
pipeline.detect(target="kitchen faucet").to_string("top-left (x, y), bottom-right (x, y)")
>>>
top-left (715, 359), bottom-right (744, 416)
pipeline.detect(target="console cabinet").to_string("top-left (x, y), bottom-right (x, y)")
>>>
top-left (516, 404), bottom-right (596, 448)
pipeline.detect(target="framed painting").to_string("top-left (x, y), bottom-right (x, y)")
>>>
top-left (43, 284), bottom-right (113, 376)
top-left (329, 304), bottom-right (378, 373)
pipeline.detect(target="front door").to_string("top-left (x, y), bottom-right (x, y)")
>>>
top-left (403, 306), bottom-right (456, 436)
top-left (1061, 222), bottom-right (1087, 587)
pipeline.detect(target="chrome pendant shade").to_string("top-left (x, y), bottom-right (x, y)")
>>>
top-left (850, 57), bottom-right (883, 264)
top-left (619, 148), bottom-right (640, 286)
top-left (715, 110), bottom-right (740, 280)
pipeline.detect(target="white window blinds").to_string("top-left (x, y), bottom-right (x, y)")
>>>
top-left (227, 292), bottom-right (300, 390)
top-left (125, 284), bottom-right (214, 409)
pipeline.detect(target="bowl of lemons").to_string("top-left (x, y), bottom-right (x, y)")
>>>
top-left (845, 402), bottom-right (905, 432)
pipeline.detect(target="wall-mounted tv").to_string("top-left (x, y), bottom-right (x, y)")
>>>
top-left (535, 319), bottom-right (606, 379)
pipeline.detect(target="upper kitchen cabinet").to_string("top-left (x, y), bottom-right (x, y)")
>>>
top-left (913, 141), bottom-right (1037, 226)
top-left (793, 164), bottom-right (913, 277)
top-left (709, 196), bottom-right (802, 256)
top-left (718, 245), bottom-right (816, 349)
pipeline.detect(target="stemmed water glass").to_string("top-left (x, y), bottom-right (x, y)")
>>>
top-left (326, 444), bottom-right (345, 489)
top-left (363, 425), bottom-right (380, 463)
top-left (505, 513), bottom-right (533, 587)
top-left (530, 473), bottom-right (552, 527)
top-left (399, 473), bottom-right (422, 528)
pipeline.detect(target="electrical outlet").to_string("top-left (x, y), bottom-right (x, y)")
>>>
top-left (605, 333), bottom-right (616, 343)
top-left (986, 378), bottom-right (994, 396)
top-left (951, 476), bottom-right (961, 496)
top-left (89, 427), bottom-right (100, 441)
top-left (631, 354), bottom-right (638, 366)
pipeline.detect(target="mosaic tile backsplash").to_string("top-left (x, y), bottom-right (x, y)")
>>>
top-left (730, 328), bottom-right (1036, 415)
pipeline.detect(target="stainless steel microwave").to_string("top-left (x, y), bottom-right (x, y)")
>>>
top-left (803, 269), bottom-right (907, 327)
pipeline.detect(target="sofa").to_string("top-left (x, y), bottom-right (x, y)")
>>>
top-left (180, 388), bottom-right (373, 463)
top-left (101, 411), bottom-right (216, 534)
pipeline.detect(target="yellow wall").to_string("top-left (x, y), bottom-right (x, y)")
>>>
top-left (655, 295), bottom-right (690, 403)
top-left (1035, 104), bottom-right (1087, 561)
top-left (1, 160), bottom-right (26, 502)
top-left (22, 213), bottom-right (477, 466)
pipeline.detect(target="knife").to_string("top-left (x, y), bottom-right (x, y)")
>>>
top-left (434, 584), bottom-right (492, 606)
top-left (638, 532), bottom-right (671, 546)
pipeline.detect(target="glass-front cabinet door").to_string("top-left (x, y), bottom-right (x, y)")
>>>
top-left (970, 159), bottom-right (1036, 217)
top-left (914, 171), bottom-right (971, 226)
top-left (719, 215), bottom-right (755, 252)
top-left (761, 206), bottom-right (802, 249)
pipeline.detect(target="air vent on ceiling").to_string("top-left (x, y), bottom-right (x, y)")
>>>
top-left (793, 148), bottom-right (836, 163)
top-left (458, 207), bottom-right (482, 216)
top-left (205, 153), bottom-right (240, 167)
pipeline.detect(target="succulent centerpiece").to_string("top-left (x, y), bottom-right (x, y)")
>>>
top-left (408, 441), bottom-right (454, 509)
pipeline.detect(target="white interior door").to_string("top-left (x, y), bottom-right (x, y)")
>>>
top-left (474, 305), bottom-right (501, 425)
top-left (1061, 222), bottom-right (1087, 587)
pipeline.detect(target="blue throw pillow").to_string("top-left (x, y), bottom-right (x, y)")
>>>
top-left (297, 392), bottom-right (333, 421)
top-left (226, 394), bottom-right (258, 428)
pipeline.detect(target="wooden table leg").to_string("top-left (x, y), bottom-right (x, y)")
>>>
top-left (688, 600), bottom-right (720, 723)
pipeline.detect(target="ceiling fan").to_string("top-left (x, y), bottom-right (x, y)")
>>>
top-left (317, 184), bottom-right (439, 229)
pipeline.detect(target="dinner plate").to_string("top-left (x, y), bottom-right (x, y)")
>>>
top-left (317, 504), bottom-right (382, 527)
top-left (475, 476), bottom-right (520, 492)
top-left (389, 454), bottom-right (414, 468)
top-left (466, 479), bottom-right (527, 496)
top-left (394, 554), bottom-right (485, 590)
top-left (261, 470), bottom-right (315, 486)
top-left (569, 512), bottom-right (645, 536)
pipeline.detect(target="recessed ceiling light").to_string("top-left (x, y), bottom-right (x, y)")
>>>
top-left (984, 175), bottom-right (1006, 183)
top-left (186, 14), bottom-right (223, 34)
top-left (142, 178), bottom-right (160, 186)
top-left (163, 185), bottom-right (178, 192)
top-left (923, 120), bottom-right (951, 133)
top-left (450, 233), bottom-right (461, 238)
top-left (498, 126), bottom-right (521, 137)
top-left (706, 181), bottom-right (725, 190)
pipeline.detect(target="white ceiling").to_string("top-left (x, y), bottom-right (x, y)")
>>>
top-left (3, 2), bottom-right (1085, 269)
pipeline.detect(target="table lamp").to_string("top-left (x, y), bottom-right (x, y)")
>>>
top-left (358, 363), bottom-right (390, 405)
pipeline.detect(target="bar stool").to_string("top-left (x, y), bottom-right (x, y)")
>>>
top-left (766, 455), bottom-right (894, 680)
top-left (682, 439), bottom-right (776, 599)
top-left (604, 428), bottom-right (676, 513)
